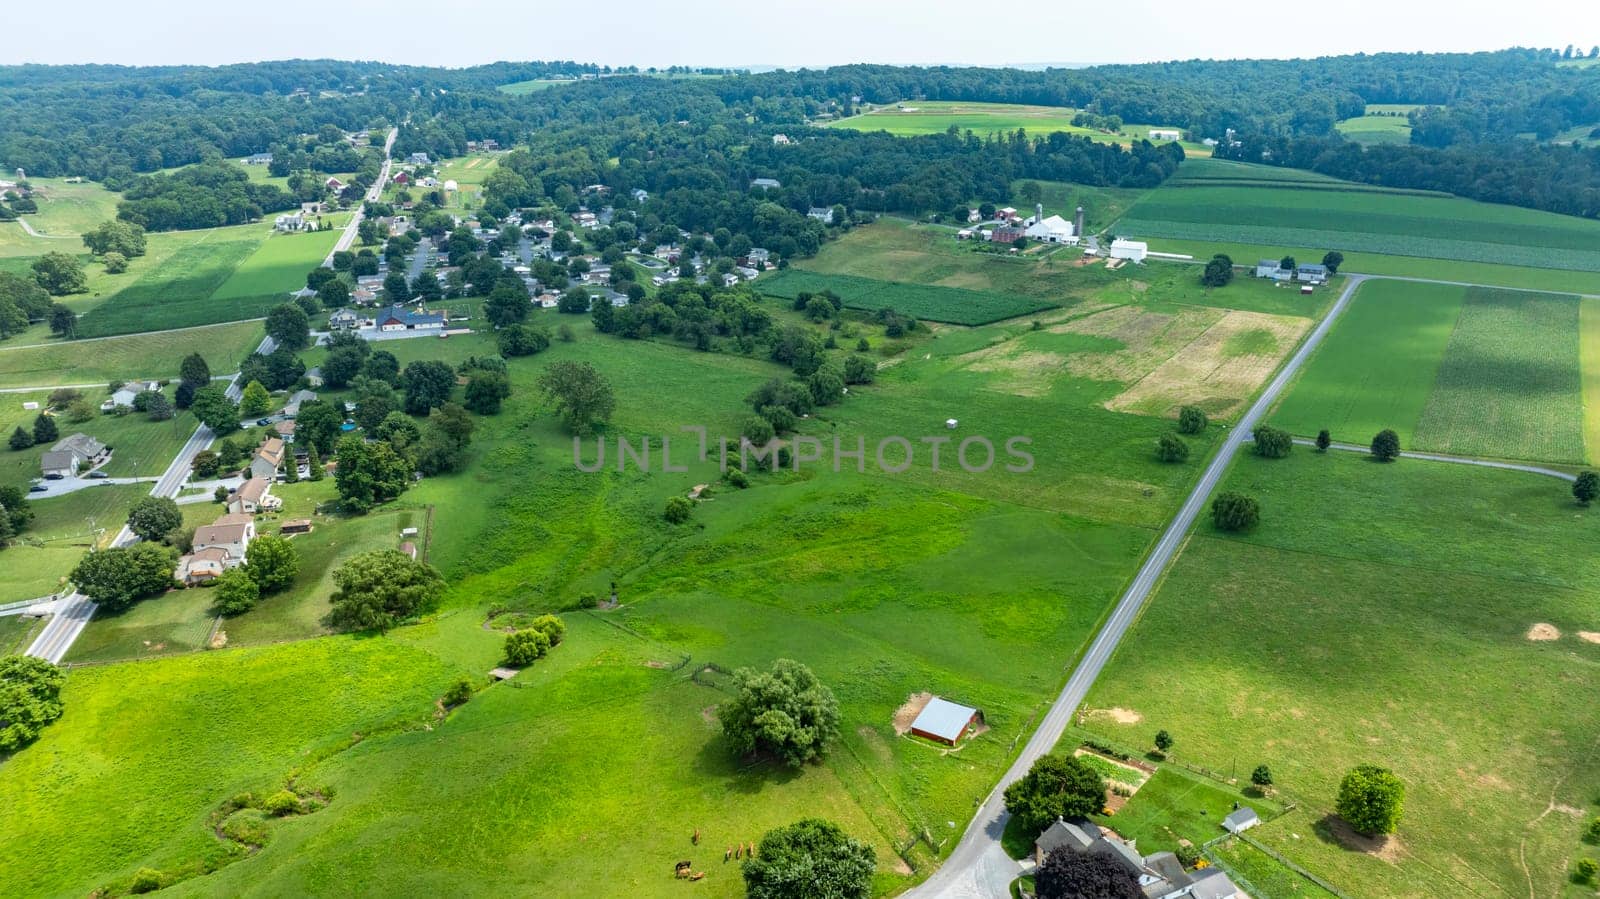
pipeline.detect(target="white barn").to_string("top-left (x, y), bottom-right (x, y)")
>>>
top-left (1109, 239), bottom-right (1149, 263)
top-left (1024, 214), bottom-right (1077, 245)
top-left (1148, 129), bottom-right (1182, 141)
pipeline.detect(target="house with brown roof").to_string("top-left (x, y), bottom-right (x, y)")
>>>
top-left (227, 477), bottom-right (281, 515)
top-left (251, 437), bottom-right (286, 481)
top-left (175, 513), bottom-right (256, 584)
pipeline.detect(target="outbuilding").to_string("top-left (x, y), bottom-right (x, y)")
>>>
top-left (1109, 238), bottom-right (1148, 263)
top-left (909, 697), bottom-right (982, 746)
top-left (1223, 806), bottom-right (1260, 834)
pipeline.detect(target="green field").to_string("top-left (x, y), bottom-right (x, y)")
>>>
top-left (828, 101), bottom-right (1210, 156)
top-left (0, 319), bottom-right (261, 389)
top-left (76, 234), bottom-right (277, 337)
top-left (758, 269), bottom-right (1057, 325)
top-left (0, 178), bottom-right (122, 258)
top-left (1334, 105), bottom-right (1418, 146)
top-left (1274, 280), bottom-right (1586, 463)
top-left (1080, 450), bottom-right (1600, 898)
top-left (210, 224), bottom-right (343, 301)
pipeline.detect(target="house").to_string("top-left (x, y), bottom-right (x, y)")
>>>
top-left (103, 384), bottom-right (143, 410)
top-left (245, 152), bottom-right (274, 165)
top-left (284, 389), bottom-right (318, 417)
top-left (408, 152), bottom-right (432, 166)
top-left (1296, 263), bottom-right (1329, 284)
top-left (630, 188), bottom-right (649, 203)
top-left (967, 208), bottom-right (982, 223)
top-left (1025, 214), bottom-right (1077, 245)
top-left (40, 433), bottom-right (109, 478)
top-left (1222, 806), bottom-right (1260, 834)
top-left (750, 177), bottom-right (781, 190)
top-left (989, 226), bottom-right (1025, 245)
top-left (1109, 238), bottom-right (1149, 263)
top-left (274, 420), bottom-right (297, 440)
top-left (175, 547), bottom-right (231, 584)
top-left (324, 176), bottom-right (344, 192)
top-left (746, 247), bottom-right (771, 266)
top-left (1148, 128), bottom-right (1183, 141)
top-left (997, 206), bottom-right (1019, 222)
top-left (375, 305), bottom-right (444, 332)
top-left (275, 213), bottom-right (307, 232)
top-left (1033, 817), bottom-right (1244, 899)
top-left (772, 133), bottom-right (791, 145)
top-left (443, 179), bottom-right (458, 192)
top-left (721, 272), bottom-right (740, 288)
top-left (251, 438), bottom-right (287, 481)
top-left (1255, 259), bottom-right (1288, 280)
top-left (909, 697), bottom-right (982, 746)
top-left (391, 171), bottom-right (411, 186)
top-left (227, 477), bottom-right (281, 515)
top-left (193, 513), bottom-right (255, 562)
top-left (807, 207), bottom-right (835, 225)
top-left (328, 309), bottom-right (361, 330)
top-left (956, 229), bottom-right (975, 240)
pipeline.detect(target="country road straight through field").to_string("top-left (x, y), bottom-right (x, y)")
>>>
top-left (905, 274), bottom-right (1367, 899)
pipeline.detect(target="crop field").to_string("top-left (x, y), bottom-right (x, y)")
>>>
top-left (828, 100), bottom-right (1211, 155)
top-left (1334, 105), bottom-right (1418, 145)
top-left (1412, 288), bottom-right (1584, 462)
top-left (209, 223), bottom-right (343, 300)
top-left (0, 319), bottom-right (261, 389)
top-left (1080, 450), bottom-right (1600, 898)
top-left (1582, 298), bottom-right (1600, 463)
top-left (758, 269), bottom-right (1057, 325)
top-left (76, 236), bottom-right (267, 337)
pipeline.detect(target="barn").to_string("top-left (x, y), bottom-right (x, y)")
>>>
top-left (909, 697), bottom-right (982, 746)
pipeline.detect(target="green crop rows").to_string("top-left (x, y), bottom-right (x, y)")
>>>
top-left (758, 270), bottom-right (1056, 326)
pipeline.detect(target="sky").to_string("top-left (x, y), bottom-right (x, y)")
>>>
top-left (7, 0), bottom-right (1600, 68)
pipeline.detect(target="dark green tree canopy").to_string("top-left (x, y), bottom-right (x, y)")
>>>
top-left (1336, 764), bottom-right (1405, 836)
top-left (718, 658), bottom-right (840, 768)
top-left (742, 818), bottom-right (875, 899)
top-left (1002, 754), bottom-right (1107, 836)
top-left (70, 542), bottom-right (177, 612)
top-left (0, 655), bottom-right (66, 753)
top-left (326, 549), bottom-right (446, 632)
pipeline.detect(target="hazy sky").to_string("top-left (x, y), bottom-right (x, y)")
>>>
top-left (8, 0), bottom-right (1600, 68)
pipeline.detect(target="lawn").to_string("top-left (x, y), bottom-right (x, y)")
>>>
top-left (0, 319), bottom-right (262, 389)
top-left (1582, 297), bottom-right (1600, 464)
top-left (0, 613), bottom-right (45, 654)
top-left (1094, 766), bottom-right (1276, 856)
top-left (1080, 450), bottom-right (1600, 898)
top-left (1115, 174), bottom-right (1600, 273)
top-left (757, 269), bottom-right (1058, 325)
top-left (0, 484), bottom-right (151, 604)
top-left (0, 178), bottom-right (122, 258)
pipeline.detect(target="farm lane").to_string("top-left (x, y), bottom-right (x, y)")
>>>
top-left (905, 274), bottom-right (1365, 899)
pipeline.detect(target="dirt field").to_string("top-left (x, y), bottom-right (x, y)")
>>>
top-left (1052, 305), bottom-right (1224, 384)
top-left (1106, 309), bottom-right (1310, 419)
top-left (892, 692), bottom-right (933, 734)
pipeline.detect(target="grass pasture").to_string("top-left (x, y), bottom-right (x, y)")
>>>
top-left (1582, 297), bottom-right (1600, 463)
top-left (1081, 450), bottom-right (1600, 898)
top-left (1334, 104), bottom-right (1418, 145)
top-left (209, 224), bottom-right (343, 301)
top-left (758, 269), bottom-right (1057, 325)
top-left (0, 319), bottom-right (261, 389)
top-left (0, 178), bottom-right (122, 258)
top-left (828, 101), bottom-right (1210, 155)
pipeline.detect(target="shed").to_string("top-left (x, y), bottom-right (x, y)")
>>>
top-left (1222, 806), bottom-right (1260, 834)
top-left (280, 519), bottom-right (313, 534)
top-left (909, 697), bottom-right (982, 746)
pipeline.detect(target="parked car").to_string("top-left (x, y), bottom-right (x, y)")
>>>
top-left (86, 471), bottom-right (109, 479)
top-left (43, 473), bottom-right (63, 481)
top-left (256, 418), bottom-right (273, 426)
top-left (28, 484), bottom-right (48, 493)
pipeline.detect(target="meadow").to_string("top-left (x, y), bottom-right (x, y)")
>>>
top-left (1333, 104), bottom-right (1418, 145)
top-left (0, 178), bottom-right (121, 258)
top-left (1581, 298), bottom-right (1600, 463)
top-left (828, 101), bottom-right (1210, 156)
top-left (1080, 450), bottom-right (1600, 898)
top-left (757, 269), bottom-right (1057, 325)
top-left (1273, 281), bottom-right (1587, 463)
top-left (0, 319), bottom-right (261, 389)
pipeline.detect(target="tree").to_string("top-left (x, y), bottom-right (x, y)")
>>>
top-left (1252, 425), bottom-right (1292, 458)
top-left (504, 629), bottom-right (551, 666)
top-left (239, 381), bottom-right (272, 417)
top-left (463, 370), bottom-right (512, 415)
top-left (1201, 254), bottom-right (1234, 288)
top-left (497, 324), bottom-right (549, 357)
top-left (69, 542), bottom-right (176, 612)
top-left (1177, 405), bottom-right (1207, 435)
top-left (1003, 754), bottom-right (1108, 836)
top-left (383, 271), bottom-right (412, 302)
top-left (0, 485), bottom-right (33, 538)
top-left (31, 412), bottom-right (57, 445)
top-left (1315, 429), bottom-right (1331, 452)
top-left (31, 252), bottom-right (87, 295)
top-left (743, 818), bottom-right (876, 899)
top-left (1252, 764), bottom-right (1274, 789)
top-left (1034, 849), bottom-right (1142, 899)
top-left (1573, 471), bottom-right (1599, 506)
top-left (145, 391), bottom-right (173, 422)
top-left (1154, 729), bottom-right (1173, 753)
top-left (664, 495), bottom-right (693, 524)
top-left (211, 566), bottom-right (259, 616)
top-left (1156, 432), bottom-right (1188, 463)
top-left (1211, 492), bottom-right (1260, 532)
top-left (245, 534), bottom-right (299, 593)
top-left (316, 277), bottom-right (351, 309)
top-left (48, 303), bottom-right (77, 338)
top-left (719, 658), bottom-right (840, 767)
top-left (0, 655), bottom-right (66, 753)
top-left (484, 284), bottom-right (530, 328)
top-left (363, 350), bottom-right (400, 386)
top-left (126, 496), bottom-right (181, 541)
top-left (415, 403), bottom-right (474, 475)
top-left (82, 220), bottom-right (147, 258)
top-left (294, 400), bottom-right (342, 455)
top-left (321, 346), bottom-right (365, 389)
top-left (352, 378), bottom-right (397, 431)
top-left (843, 354), bottom-right (876, 385)
top-left (400, 360), bottom-right (456, 414)
top-left (1321, 250), bottom-right (1344, 273)
top-left (9, 426), bottom-right (32, 451)
top-left (190, 385), bottom-right (240, 435)
top-left (306, 444), bottom-right (324, 481)
top-left (325, 549), bottom-right (445, 632)
top-left (537, 361), bottom-right (615, 435)
top-left (1371, 428), bottom-right (1400, 462)
top-left (1279, 255), bottom-right (1297, 271)
top-left (265, 303), bottom-right (311, 350)
top-left (333, 434), bottom-right (413, 513)
top-left (1336, 764), bottom-right (1405, 836)
top-left (102, 252), bottom-right (128, 274)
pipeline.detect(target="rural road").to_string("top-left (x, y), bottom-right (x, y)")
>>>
top-left (12, 216), bottom-right (74, 240)
top-left (25, 335), bottom-right (276, 664)
top-left (904, 274), bottom-right (1367, 899)
top-left (1297, 438), bottom-right (1578, 482)
top-left (0, 321), bottom-right (266, 355)
top-left (322, 128), bottom-right (397, 266)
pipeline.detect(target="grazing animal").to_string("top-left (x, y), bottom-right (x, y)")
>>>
top-left (724, 846), bottom-right (732, 861)
top-left (690, 872), bottom-right (706, 881)
top-left (692, 828), bottom-right (700, 845)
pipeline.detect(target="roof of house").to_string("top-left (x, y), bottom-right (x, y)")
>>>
top-left (329, 309), bottom-right (359, 321)
top-left (256, 438), bottom-right (286, 467)
top-left (274, 420), bottom-right (297, 436)
top-left (1187, 867), bottom-right (1243, 899)
top-left (375, 305), bottom-right (443, 327)
top-left (909, 697), bottom-right (979, 742)
top-left (237, 477), bottom-right (270, 504)
top-left (40, 450), bottom-right (75, 471)
top-left (1035, 818), bottom-right (1098, 855)
top-left (1298, 263), bottom-right (1329, 273)
top-left (53, 433), bottom-right (106, 459)
top-left (1258, 259), bottom-right (1281, 267)
top-left (194, 517), bottom-right (252, 547)
top-left (190, 546), bottom-right (231, 564)
top-left (750, 177), bottom-right (781, 188)
top-left (1223, 807), bottom-right (1260, 831)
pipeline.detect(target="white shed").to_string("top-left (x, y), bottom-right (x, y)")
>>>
top-left (1109, 239), bottom-right (1149, 263)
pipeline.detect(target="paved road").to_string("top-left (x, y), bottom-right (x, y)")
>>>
top-left (322, 128), bottom-right (397, 266)
top-left (1301, 438), bottom-right (1578, 482)
top-left (12, 216), bottom-right (74, 240)
top-left (26, 334), bottom-right (276, 664)
top-left (905, 274), bottom-right (1367, 899)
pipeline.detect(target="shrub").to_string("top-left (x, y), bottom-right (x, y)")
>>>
top-left (505, 629), bottom-right (551, 666)
top-left (262, 789), bottom-right (302, 817)
top-left (1574, 471), bottom-right (1599, 506)
top-left (1578, 858), bottom-right (1599, 884)
top-left (1211, 492), bottom-right (1260, 532)
top-left (1585, 816), bottom-right (1600, 843)
top-left (1252, 764), bottom-right (1274, 788)
top-left (129, 868), bottom-right (164, 894)
top-left (532, 613), bottom-right (566, 646)
top-left (1177, 405), bottom-right (1207, 435)
top-left (1156, 432), bottom-right (1188, 463)
top-left (726, 467), bottom-right (750, 488)
top-left (663, 495), bottom-right (693, 524)
top-left (443, 676), bottom-right (473, 707)
top-left (1336, 764), bottom-right (1405, 836)
top-left (1315, 429), bottom-right (1331, 452)
top-left (1252, 425), bottom-right (1293, 458)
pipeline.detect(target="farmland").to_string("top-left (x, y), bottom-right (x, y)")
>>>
top-left (1334, 104), bottom-right (1419, 145)
top-left (757, 269), bottom-right (1058, 325)
top-left (1080, 449), bottom-right (1600, 898)
top-left (0, 319), bottom-right (261, 389)
top-left (828, 100), bottom-right (1210, 156)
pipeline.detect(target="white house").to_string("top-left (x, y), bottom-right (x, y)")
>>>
top-left (176, 513), bottom-right (256, 584)
top-left (1255, 259), bottom-right (1288, 280)
top-left (1148, 129), bottom-right (1183, 141)
top-left (1297, 263), bottom-right (1329, 284)
top-left (807, 206), bottom-right (835, 225)
top-left (275, 213), bottom-right (307, 233)
top-left (227, 477), bottom-right (281, 515)
top-left (1109, 239), bottom-right (1149, 263)
top-left (1025, 214), bottom-right (1077, 245)
top-left (772, 134), bottom-right (791, 145)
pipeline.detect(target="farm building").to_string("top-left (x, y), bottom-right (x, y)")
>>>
top-left (1109, 239), bottom-right (1149, 263)
top-left (1255, 259), bottom-right (1289, 280)
top-left (281, 519), bottom-right (313, 535)
top-left (245, 152), bottom-right (273, 165)
top-left (1296, 263), bottom-right (1329, 284)
top-left (1223, 806), bottom-right (1260, 834)
top-left (909, 697), bottom-right (982, 745)
top-left (989, 227), bottom-right (1025, 244)
top-left (750, 177), bottom-right (781, 189)
top-left (375, 305), bottom-right (444, 332)
top-left (1148, 129), bottom-right (1183, 141)
top-left (1025, 214), bottom-right (1077, 245)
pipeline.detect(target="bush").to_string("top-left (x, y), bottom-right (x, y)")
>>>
top-left (1252, 425), bottom-right (1293, 458)
top-left (262, 789), bottom-right (302, 817)
top-left (1156, 432), bottom-right (1188, 463)
top-left (1573, 471), bottom-right (1599, 506)
top-left (1371, 428), bottom-right (1401, 462)
top-left (726, 467), bottom-right (750, 489)
top-left (1577, 858), bottom-right (1599, 885)
top-left (1211, 492), bottom-right (1260, 532)
top-left (505, 628), bottom-right (551, 666)
top-left (1336, 764), bottom-right (1405, 836)
top-left (532, 613), bottom-right (566, 646)
top-left (129, 868), bottom-right (164, 894)
top-left (1177, 405), bottom-right (1207, 435)
top-left (663, 495), bottom-right (693, 524)
top-left (1585, 816), bottom-right (1600, 843)
top-left (443, 676), bottom-right (473, 707)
